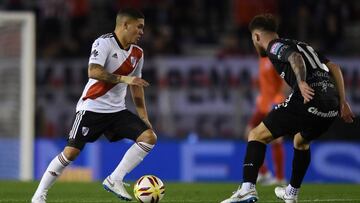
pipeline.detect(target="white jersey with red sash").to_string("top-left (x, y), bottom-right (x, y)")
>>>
top-left (76, 32), bottom-right (144, 113)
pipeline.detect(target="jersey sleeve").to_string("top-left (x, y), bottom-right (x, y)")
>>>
top-left (267, 39), bottom-right (297, 63)
top-left (132, 53), bottom-right (144, 77)
top-left (88, 38), bottom-right (110, 66)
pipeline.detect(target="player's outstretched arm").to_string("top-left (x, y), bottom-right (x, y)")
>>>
top-left (327, 62), bottom-right (355, 123)
top-left (287, 52), bottom-right (315, 103)
top-left (130, 85), bottom-right (152, 128)
top-left (88, 63), bottom-right (149, 86)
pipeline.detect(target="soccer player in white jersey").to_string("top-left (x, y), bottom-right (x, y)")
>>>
top-left (32, 8), bottom-right (156, 203)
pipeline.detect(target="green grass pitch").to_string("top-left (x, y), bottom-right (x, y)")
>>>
top-left (1, 181), bottom-right (360, 203)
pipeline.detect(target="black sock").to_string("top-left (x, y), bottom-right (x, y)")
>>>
top-left (290, 148), bottom-right (311, 188)
top-left (243, 141), bottom-right (266, 183)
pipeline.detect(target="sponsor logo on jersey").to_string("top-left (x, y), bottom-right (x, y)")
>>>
top-left (277, 45), bottom-right (289, 57)
top-left (82, 127), bottom-right (89, 136)
top-left (275, 93), bottom-right (293, 109)
top-left (308, 71), bottom-right (330, 80)
top-left (270, 42), bottom-right (284, 55)
top-left (309, 81), bottom-right (335, 92)
top-left (308, 107), bottom-right (338, 118)
top-left (112, 53), bottom-right (118, 59)
top-left (91, 49), bottom-right (99, 57)
top-left (93, 40), bottom-right (100, 48)
top-left (130, 56), bottom-right (137, 67)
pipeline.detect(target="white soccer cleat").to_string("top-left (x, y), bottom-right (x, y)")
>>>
top-left (220, 186), bottom-right (258, 203)
top-left (31, 193), bottom-right (47, 203)
top-left (274, 186), bottom-right (298, 203)
top-left (103, 176), bottom-right (132, 201)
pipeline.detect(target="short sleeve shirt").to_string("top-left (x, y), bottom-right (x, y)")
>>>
top-left (76, 33), bottom-right (144, 113)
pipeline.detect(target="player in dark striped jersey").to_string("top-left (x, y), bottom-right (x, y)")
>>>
top-left (221, 14), bottom-right (354, 203)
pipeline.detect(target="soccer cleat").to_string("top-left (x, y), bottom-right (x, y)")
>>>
top-left (31, 193), bottom-right (47, 203)
top-left (274, 186), bottom-right (298, 203)
top-left (103, 176), bottom-right (132, 201)
top-left (220, 186), bottom-right (258, 203)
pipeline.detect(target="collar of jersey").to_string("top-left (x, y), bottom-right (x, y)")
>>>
top-left (112, 32), bottom-right (130, 51)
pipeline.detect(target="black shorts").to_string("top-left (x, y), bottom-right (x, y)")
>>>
top-left (263, 94), bottom-right (338, 141)
top-left (67, 109), bottom-right (150, 150)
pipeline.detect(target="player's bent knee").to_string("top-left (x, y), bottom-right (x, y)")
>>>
top-left (137, 129), bottom-right (157, 145)
top-left (248, 123), bottom-right (273, 144)
top-left (63, 146), bottom-right (81, 161)
top-left (293, 133), bottom-right (310, 150)
top-left (294, 142), bottom-right (310, 150)
top-left (248, 129), bottom-right (266, 143)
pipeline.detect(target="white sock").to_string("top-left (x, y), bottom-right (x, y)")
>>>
top-left (286, 184), bottom-right (299, 196)
top-left (241, 182), bottom-right (256, 191)
top-left (110, 142), bottom-right (154, 181)
top-left (33, 152), bottom-right (71, 198)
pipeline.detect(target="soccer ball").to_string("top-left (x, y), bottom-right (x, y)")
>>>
top-left (134, 175), bottom-right (165, 203)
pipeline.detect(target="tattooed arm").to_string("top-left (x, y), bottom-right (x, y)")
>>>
top-left (88, 63), bottom-right (149, 86)
top-left (288, 52), bottom-right (307, 83)
top-left (287, 52), bottom-right (315, 103)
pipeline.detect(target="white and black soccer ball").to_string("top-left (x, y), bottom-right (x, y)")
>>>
top-left (134, 175), bottom-right (165, 203)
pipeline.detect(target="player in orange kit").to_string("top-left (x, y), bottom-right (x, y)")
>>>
top-left (245, 56), bottom-right (286, 185)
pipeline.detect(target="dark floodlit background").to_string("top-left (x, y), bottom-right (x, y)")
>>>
top-left (0, 0), bottom-right (359, 182)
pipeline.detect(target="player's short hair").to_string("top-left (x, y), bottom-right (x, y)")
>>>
top-left (249, 13), bottom-right (278, 33)
top-left (117, 8), bottom-right (144, 20)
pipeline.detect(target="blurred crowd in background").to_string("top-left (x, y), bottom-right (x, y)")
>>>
top-left (1, 0), bottom-right (359, 139)
top-left (2, 0), bottom-right (360, 58)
